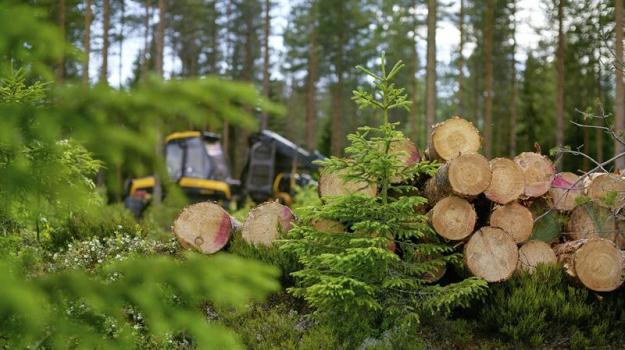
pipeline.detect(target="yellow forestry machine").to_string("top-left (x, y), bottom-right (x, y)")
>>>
top-left (124, 130), bottom-right (324, 217)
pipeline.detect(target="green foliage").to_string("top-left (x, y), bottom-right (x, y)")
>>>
top-left (480, 265), bottom-right (625, 348)
top-left (282, 55), bottom-right (488, 344)
top-left (0, 252), bottom-right (280, 349)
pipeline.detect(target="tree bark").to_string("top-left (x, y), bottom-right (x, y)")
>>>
top-left (142, 0), bottom-right (150, 80)
top-left (260, 0), bottom-right (271, 131)
top-left (155, 0), bottom-right (166, 77)
top-left (82, 0), bottom-right (92, 84)
top-left (616, 0), bottom-right (624, 169)
top-left (425, 0), bottom-right (437, 143)
top-left (330, 27), bottom-right (345, 156)
top-left (100, 0), bottom-right (110, 84)
top-left (56, 0), bottom-right (66, 83)
top-left (305, 1), bottom-right (318, 151)
top-left (118, 0), bottom-right (125, 87)
top-left (483, 0), bottom-right (494, 158)
top-left (409, 0), bottom-right (419, 141)
top-left (555, 0), bottom-right (566, 166)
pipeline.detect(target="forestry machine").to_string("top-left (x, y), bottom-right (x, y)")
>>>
top-left (124, 130), bottom-right (324, 217)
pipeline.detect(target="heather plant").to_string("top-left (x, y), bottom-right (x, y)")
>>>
top-left (282, 55), bottom-right (488, 343)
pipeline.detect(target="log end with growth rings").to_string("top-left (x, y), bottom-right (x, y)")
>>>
top-left (517, 240), bottom-right (557, 273)
top-left (549, 172), bottom-right (583, 211)
top-left (447, 153), bottom-right (492, 196)
top-left (429, 116), bottom-right (481, 161)
top-left (430, 195), bottom-right (477, 241)
top-left (484, 158), bottom-right (524, 204)
top-left (172, 202), bottom-right (236, 254)
top-left (514, 152), bottom-right (555, 198)
top-left (242, 201), bottom-right (296, 246)
top-left (586, 173), bottom-right (625, 209)
top-left (490, 202), bottom-right (534, 244)
top-left (464, 226), bottom-right (519, 282)
top-left (319, 168), bottom-right (377, 198)
top-left (574, 239), bottom-right (625, 292)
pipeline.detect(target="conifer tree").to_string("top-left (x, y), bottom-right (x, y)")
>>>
top-left (282, 54), bottom-right (488, 343)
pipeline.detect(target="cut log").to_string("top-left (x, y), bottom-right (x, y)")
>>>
top-left (549, 172), bottom-right (583, 211)
top-left (484, 158), bottom-right (524, 204)
top-left (173, 202), bottom-right (239, 254)
top-left (319, 168), bottom-right (377, 198)
top-left (586, 173), bottom-right (625, 209)
top-left (310, 217), bottom-right (345, 233)
top-left (427, 116), bottom-right (481, 161)
top-left (527, 198), bottom-right (563, 243)
top-left (429, 195), bottom-right (477, 241)
top-left (489, 202), bottom-right (533, 244)
top-left (386, 136), bottom-right (420, 183)
top-left (513, 152), bottom-right (556, 198)
top-left (554, 238), bottom-right (625, 292)
top-left (517, 240), bottom-right (557, 273)
top-left (242, 201), bottom-right (296, 246)
top-left (565, 203), bottom-right (624, 248)
top-left (424, 153), bottom-right (491, 203)
top-left (464, 226), bottom-right (519, 282)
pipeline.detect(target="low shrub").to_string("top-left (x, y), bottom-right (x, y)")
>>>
top-left (479, 265), bottom-right (625, 348)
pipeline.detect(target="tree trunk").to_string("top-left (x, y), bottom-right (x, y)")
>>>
top-left (118, 0), bottom-right (125, 87)
top-left (242, 201), bottom-right (295, 246)
top-left (509, 0), bottom-right (518, 156)
top-left (305, 2), bottom-right (318, 151)
top-left (100, 0), bottom-right (110, 84)
top-left (409, 0), bottom-right (419, 141)
top-left (424, 153), bottom-right (491, 203)
top-left (517, 240), bottom-right (557, 273)
top-left (555, 0), bottom-right (566, 165)
top-left (155, 0), bottom-right (166, 77)
top-left (457, 0), bottom-right (465, 116)
top-left (513, 152), bottom-right (556, 198)
top-left (426, 116), bottom-right (480, 161)
top-left (615, 0), bottom-right (624, 170)
top-left (142, 0), bottom-right (150, 79)
top-left (484, 158), bottom-right (524, 204)
top-left (425, 0), bottom-right (437, 142)
top-left (56, 0), bottom-right (65, 83)
top-left (173, 202), bottom-right (239, 254)
top-left (489, 202), bottom-right (533, 244)
top-left (82, 0), bottom-right (92, 84)
top-left (483, 0), bottom-right (494, 158)
top-left (554, 238), bottom-right (625, 292)
top-left (465, 226), bottom-right (518, 282)
top-left (429, 195), bottom-right (476, 241)
top-left (260, 0), bottom-right (270, 130)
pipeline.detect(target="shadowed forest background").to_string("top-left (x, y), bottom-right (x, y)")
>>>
top-left (28, 0), bottom-right (625, 201)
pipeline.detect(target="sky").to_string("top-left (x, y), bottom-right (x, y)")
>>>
top-left (100, 0), bottom-right (548, 88)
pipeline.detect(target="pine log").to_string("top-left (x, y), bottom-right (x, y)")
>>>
top-left (566, 203), bottom-right (624, 248)
top-left (387, 136), bottom-right (420, 183)
top-left (242, 201), bottom-right (296, 246)
top-left (424, 152), bottom-right (491, 203)
top-left (517, 240), bottom-right (557, 273)
top-left (173, 202), bottom-right (239, 254)
top-left (310, 217), bottom-right (345, 233)
top-left (489, 202), bottom-right (533, 244)
top-left (513, 152), bottom-right (556, 198)
top-left (586, 173), bottom-right (625, 209)
top-left (318, 168), bottom-right (377, 198)
top-left (464, 226), bottom-right (519, 282)
top-left (426, 116), bottom-right (481, 161)
top-left (554, 238), bottom-right (625, 292)
top-left (528, 198), bottom-right (563, 243)
top-left (429, 195), bottom-right (477, 241)
top-left (549, 172), bottom-right (583, 211)
top-left (484, 158), bottom-right (524, 204)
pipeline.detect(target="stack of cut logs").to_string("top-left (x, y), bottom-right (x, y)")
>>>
top-left (171, 116), bottom-right (625, 293)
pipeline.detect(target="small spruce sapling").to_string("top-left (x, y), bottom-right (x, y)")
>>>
top-left (282, 54), bottom-right (488, 341)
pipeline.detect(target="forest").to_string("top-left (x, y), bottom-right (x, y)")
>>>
top-left (3, 0), bottom-right (625, 349)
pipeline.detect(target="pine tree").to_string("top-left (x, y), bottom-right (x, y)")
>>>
top-left (282, 55), bottom-right (488, 343)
